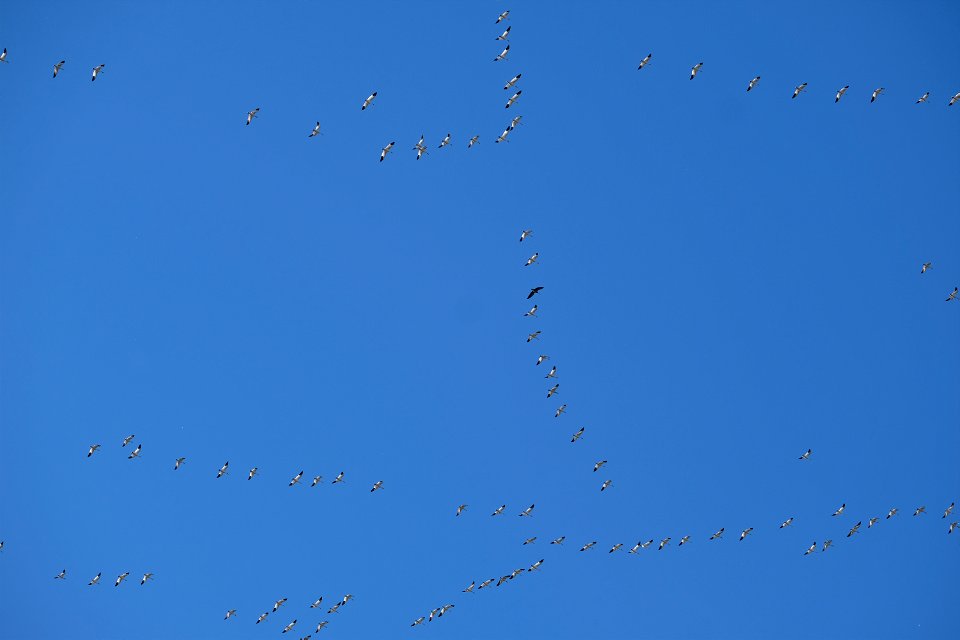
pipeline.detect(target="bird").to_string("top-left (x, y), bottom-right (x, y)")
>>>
top-left (0, 48), bottom-right (7, 63)
top-left (468, 135), bottom-right (479, 148)
top-left (463, 581), bottom-right (475, 593)
top-left (822, 540), bottom-right (833, 551)
top-left (308, 122), bottom-right (322, 137)
top-left (887, 508), bottom-right (898, 519)
top-left (950, 92), bottom-right (960, 106)
top-left (921, 262), bottom-right (932, 274)
top-left (140, 573), bottom-right (153, 585)
top-left (87, 444), bottom-right (101, 457)
top-left (438, 133), bottom-right (451, 148)
top-left (327, 603), bottom-right (341, 614)
top-left (497, 10), bottom-right (510, 23)
top-left (835, 85), bottom-right (849, 102)
top-left (478, 578), bottom-right (495, 589)
top-left (527, 286), bottom-right (543, 299)
top-left (747, 75), bottom-right (760, 91)
top-left (282, 620), bottom-right (297, 634)
top-left (547, 383), bottom-right (559, 398)
top-left (609, 543), bottom-right (623, 553)
top-left (456, 504), bottom-right (468, 516)
top-left (379, 142), bottom-right (395, 162)
top-left (505, 90), bottom-right (522, 108)
top-left (122, 434), bottom-right (135, 447)
top-left (780, 517), bottom-right (794, 529)
top-left (114, 572), bottom-right (129, 587)
top-left (429, 607), bottom-right (441, 620)
top-left (289, 471), bottom-right (304, 487)
top-left (946, 287), bottom-right (958, 302)
top-left (868, 517), bottom-right (880, 528)
top-left (504, 73), bottom-right (522, 90)
top-left (491, 504), bottom-right (506, 516)
top-left (679, 536), bottom-right (691, 547)
top-left (580, 541), bottom-right (597, 551)
top-left (639, 540), bottom-right (654, 549)
top-left (799, 449), bottom-right (811, 460)
top-left (914, 508), bottom-right (926, 519)
top-left (519, 504), bottom-right (535, 517)
top-left (600, 479), bottom-right (612, 491)
top-left (525, 252), bottom-right (539, 266)
top-left (555, 404), bottom-right (567, 417)
top-left (524, 305), bottom-right (538, 317)
top-left (341, 594), bottom-right (354, 606)
top-left (310, 597), bottom-right (323, 608)
top-left (332, 471), bottom-right (344, 484)
top-left (832, 503), bottom-right (846, 517)
top-left (247, 467), bottom-right (258, 480)
top-left (629, 542), bottom-right (642, 553)
top-left (551, 536), bottom-right (565, 545)
top-left (916, 92), bottom-right (930, 103)
top-left (54, 569), bottom-right (67, 580)
top-left (88, 572), bottom-right (101, 585)
top-left (245, 108), bottom-right (259, 125)
top-left (709, 528), bottom-right (724, 540)
top-left (224, 609), bottom-right (236, 619)
top-left (52, 60), bottom-right (65, 78)
top-left (527, 330), bottom-right (541, 342)
top-left (411, 617), bottom-right (425, 626)
top-left (497, 25), bottom-right (511, 40)
top-left (950, 522), bottom-right (959, 534)
top-left (274, 598), bottom-right (288, 612)
top-left (128, 444), bottom-right (142, 459)
top-left (256, 612), bottom-right (269, 624)
top-left (690, 62), bottom-right (703, 79)
top-left (519, 229), bottom-right (533, 242)
top-left (412, 135), bottom-right (428, 159)
top-left (370, 480), bottom-right (384, 492)
top-left (91, 64), bottom-right (105, 81)
top-left (943, 503), bottom-right (954, 518)
top-left (217, 462), bottom-right (229, 478)
top-left (494, 44), bottom-right (510, 62)
top-left (638, 53), bottom-right (652, 70)
top-left (315, 621), bottom-right (329, 633)
top-left (870, 87), bottom-right (884, 103)
top-left (659, 537), bottom-right (671, 550)
top-left (361, 92), bottom-right (377, 110)
top-left (510, 115), bottom-right (523, 128)
top-left (536, 354), bottom-right (549, 366)
top-left (174, 457), bottom-right (186, 470)
top-left (593, 460), bottom-right (607, 472)
top-left (740, 528), bottom-right (753, 541)
top-left (495, 127), bottom-right (512, 143)
top-left (529, 559), bottom-right (544, 572)
top-left (543, 365), bottom-right (558, 379)
top-left (792, 82), bottom-right (808, 99)
top-left (804, 542), bottom-right (817, 555)
top-left (571, 427), bottom-right (585, 442)
top-left (523, 537), bottom-right (537, 545)
top-left (847, 522), bottom-right (862, 537)
top-left (311, 475), bottom-right (322, 487)
top-left (440, 603), bottom-right (455, 617)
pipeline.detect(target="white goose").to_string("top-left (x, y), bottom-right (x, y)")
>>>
top-left (510, 115), bottom-right (523, 128)
top-left (491, 504), bottom-right (506, 516)
top-left (505, 90), bottom-right (522, 108)
top-left (690, 62), bottom-right (702, 80)
top-left (370, 480), bottom-right (384, 492)
top-left (519, 504), bottom-right (535, 517)
top-left (91, 64), bottom-right (105, 81)
top-left (792, 83), bottom-right (808, 99)
top-left (835, 85), bottom-right (849, 103)
top-left (456, 504), bottom-right (468, 516)
top-left (55, 569), bottom-right (67, 580)
top-left (870, 87), bottom-right (884, 103)
top-left (361, 92), bottom-right (377, 110)
top-left (525, 252), bottom-right (538, 266)
top-left (53, 60), bottom-right (65, 78)
top-left (780, 517), bottom-right (794, 528)
top-left (520, 229), bottom-right (533, 242)
top-left (555, 404), bottom-right (567, 417)
top-left (122, 434), bottom-right (135, 447)
top-left (88, 572), bottom-right (101, 585)
top-left (546, 383), bottom-right (559, 398)
top-left (468, 135), bottom-right (479, 148)
top-left (950, 92), bottom-right (960, 106)
top-left (710, 528), bottom-right (724, 540)
top-left (495, 126), bottom-right (512, 143)
top-left (739, 527), bottom-right (753, 541)
top-left (438, 133), bottom-right (451, 149)
top-left (571, 426), bottom-right (584, 442)
top-left (309, 122), bottom-right (322, 137)
top-left (0, 48), bottom-right (7, 63)
top-left (174, 457), bottom-right (186, 470)
top-left (379, 142), bottom-right (395, 162)
top-left (494, 45), bottom-right (510, 62)
top-left (332, 471), bottom-right (345, 484)
top-left (536, 354), bottom-right (549, 365)
top-left (496, 11), bottom-right (510, 24)
top-left (579, 541), bottom-right (597, 551)
top-left (504, 73), bottom-right (521, 90)
top-left (804, 541), bottom-right (817, 555)
top-left (551, 536), bottom-right (565, 544)
top-left (282, 619), bottom-right (297, 633)
top-left (497, 26), bottom-right (511, 41)
top-left (246, 108), bottom-right (259, 125)
top-left (87, 444), bottom-right (101, 457)
top-left (609, 543), bottom-right (623, 553)
top-left (600, 479), bottom-right (612, 491)
top-left (225, 609), bottom-right (237, 619)
top-left (527, 330), bottom-right (541, 342)
top-left (638, 53), bottom-right (652, 70)
top-left (524, 305), bottom-right (538, 317)
top-left (115, 572), bottom-right (129, 587)
top-left (593, 460), bottom-right (607, 472)
top-left (217, 461), bottom-right (229, 478)
top-left (463, 581), bottom-right (475, 593)
top-left (528, 559), bottom-right (543, 571)
top-left (747, 76), bottom-right (760, 92)
top-left (544, 365), bottom-right (557, 378)
top-left (248, 467), bottom-right (258, 480)
top-left (916, 92), bottom-right (929, 104)
top-left (128, 444), bottom-right (142, 459)
top-left (289, 471), bottom-right (304, 487)
top-left (311, 475), bottom-right (322, 487)
top-left (799, 449), bottom-right (811, 460)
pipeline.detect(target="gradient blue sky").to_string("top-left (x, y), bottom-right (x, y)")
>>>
top-left (1, 1), bottom-right (959, 638)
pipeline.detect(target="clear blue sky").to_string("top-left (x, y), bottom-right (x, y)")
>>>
top-left (1, 1), bottom-right (958, 638)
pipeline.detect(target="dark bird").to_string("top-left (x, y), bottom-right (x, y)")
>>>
top-left (527, 286), bottom-right (543, 299)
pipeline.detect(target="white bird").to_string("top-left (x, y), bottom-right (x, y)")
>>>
top-left (547, 383), bottom-right (559, 398)
top-left (114, 572), bottom-right (129, 587)
top-left (463, 581), bottom-right (475, 593)
top-left (916, 92), bottom-right (930, 103)
top-left (52, 60), bottom-right (65, 78)
top-left (792, 82), bottom-right (808, 99)
top-left (950, 92), bottom-right (960, 106)
top-left (289, 471), bottom-right (304, 487)
top-left (832, 503), bottom-right (846, 517)
top-left (316, 621), bottom-right (329, 632)
top-left (555, 404), bottom-right (567, 417)
top-left (519, 504), bottom-right (535, 517)
top-left (551, 536), bottom-right (565, 545)
top-left (87, 444), bottom-right (101, 457)
top-left (804, 541), bottom-right (817, 555)
top-left (174, 457), bottom-right (186, 470)
top-left (947, 287), bottom-right (958, 302)
top-left (571, 426), bottom-right (584, 442)
top-left (690, 62), bottom-right (703, 80)
top-left (740, 528), bottom-right (753, 541)
top-left (629, 542), bottom-right (642, 553)
top-left (440, 603), bottom-right (455, 616)
top-left (379, 142), bottom-right (395, 162)
top-left (370, 480), bottom-right (384, 492)
top-left (950, 522), bottom-right (959, 534)
top-left (523, 536), bottom-right (536, 545)
top-left (710, 528), bottom-right (724, 540)
top-left (310, 597), bottom-right (323, 608)
top-left (494, 45), bottom-right (510, 62)
top-left (308, 122), bottom-right (322, 137)
top-left (544, 365), bottom-right (557, 378)
top-left (224, 609), bottom-right (236, 619)
top-left (88, 572), bottom-right (101, 585)
top-left (468, 135), bottom-right (479, 148)
top-left (847, 521), bottom-right (861, 537)
top-left (141, 572), bottom-right (153, 585)
top-left (870, 87), bottom-right (884, 103)
top-left (510, 115), bottom-right (523, 128)
top-left (128, 444), bottom-right (142, 459)
top-left (282, 620), bottom-right (297, 634)
top-left (921, 262), bottom-right (931, 274)
top-left (245, 107), bottom-right (259, 125)
top-left (527, 330), bottom-right (541, 342)
top-left (55, 569), bottom-right (67, 580)
top-left (638, 53), bottom-right (652, 70)
top-left (822, 540), bottom-right (833, 551)
top-left (505, 90), bottom-right (522, 108)
top-left (536, 354), bottom-right (549, 365)
top-left (456, 504), bottom-right (468, 516)
top-left (496, 10), bottom-right (510, 23)
top-left (478, 578), bottom-right (495, 589)
top-left (659, 537), bottom-right (671, 550)
top-left (868, 517), bottom-right (880, 528)
top-left (495, 127), bottom-right (512, 143)
top-left (525, 252), bottom-right (539, 266)
top-left (91, 64), bottom-right (105, 81)
top-left (943, 503), bottom-right (954, 519)
top-left (428, 607), bottom-right (440, 620)
top-left (332, 471), bottom-right (344, 484)
top-left (256, 612), bottom-right (269, 624)
top-left (747, 75), bottom-right (760, 91)
top-left (327, 603), bottom-right (341, 614)
top-left (524, 305), bottom-right (538, 317)
top-left (799, 449), bottom-right (811, 460)
top-left (411, 617), bottom-right (425, 626)
top-left (438, 133), bottom-right (451, 149)
top-left (274, 598), bottom-right (288, 612)
top-left (580, 541), bottom-right (597, 551)
top-left (0, 48), bottom-right (7, 63)
top-left (529, 559), bottom-right (544, 571)
top-left (835, 85), bottom-right (849, 102)
top-left (780, 517), bottom-right (794, 528)
top-left (497, 26), bottom-right (511, 40)
top-left (491, 504), bottom-right (506, 516)
top-left (639, 539), bottom-right (654, 549)
top-left (122, 434), bottom-right (135, 447)
top-left (600, 479), bottom-right (612, 491)
top-left (341, 594), bottom-right (354, 606)
top-left (593, 460), bottom-right (607, 472)
top-left (248, 467), bottom-right (258, 480)
top-left (678, 536), bottom-right (691, 546)
top-left (609, 543), bottom-right (623, 553)
top-left (504, 73), bottom-right (521, 90)
top-left (361, 92), bottom-right (377, 110)
top-left (519, 229), bottom-right (533, 242)
top-left (311, 475), bottom-right (322, 487)
top-left (887, 507), bottom-right (898, 519)
top-left (217, 461), bottom-right (229, 478)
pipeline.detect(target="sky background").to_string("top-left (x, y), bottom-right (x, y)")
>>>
top-left (1, 1), bottom-right (959, 638)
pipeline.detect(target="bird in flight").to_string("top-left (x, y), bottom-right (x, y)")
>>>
top-left (410, 135), bottom-right (426, 160)
top-left (571, 426), bottom-right (585, 442)
top-left (690, 62), bottom-right (703, 80)
top-left (52, 60), bottom-right (65, 78)
top-left (847, 521), bottom-right (862, 537)
top-left (600, 479), bottom-right (612, 491)
top-left (536, 354), bottom-right (549, 366)
top-left (921, 262), bottom-right (931, 274)
top-left (497, 25), bottom-right (511, 41)
top-left (274, 598), bottom-right (288, 612)
top-left (246, 108), bottom-right (259, 125)
top-left (555, 404), bottom-right (567, 417)
top-left (289, 471), bottom-right (304, 487)
top-left (308, 122), bottom-right (322, 138)
top-left (494, 44), bottom-right (510, 62)
top-left (411, 617), bottom-right (425, 626)
top-left (140, 573), bottom-right (154, 585)
top-left (115, 572), bottom-right (130, 587)
top-left (868, 517), bottom-right (880, 528)
top-left (835, 85), bottom-right (849, 102)
top-left (504, 73), bottom-right (521, 90)
top-left (524, 305), bottom-right (538, 317)
top-left (529, 559), bottom-right (544, 571)
top-left (659, 537), bottom-right (671, 550)
top-left (496, 126), bottom-right (512, 143)
top-left (463, 581), bottom-right (475, 593)
top-left (91, 64), bottom-right (105, 81)
top-left (943, 503), bottom-right (955, 519)
top-left (804, 541), bottom-right (817, 555)
top-left (747, 76), bottom-right (760, 91)
top-left (456, 504), bottom-right (468, 516)
top-left (122, 434), bottom-right (135, 447)
top-left (491, 504), bottom-right (505, 516)
top-left (519, 504), bottom-right (535, 517)
top-left (174, 457), bottom-right (186, 470)
top-left (310, 597), bottom-right (323, 608)
top-left (468, 135), bottom-right (479, 148)
top-left (678, 536), bottom-right (691, 547)
top-left (523, 536), bottom-right (537, 545)
top-left (510, 115), bottom-right (523, 128)
top-left (832, 503), bottom-right (846, 517)
top-left (593, 460), bottom-right (607, 472)
top-left (799, 449), bottom-right (811, 460)
top-left (780, 517), bottom-right (794, 528)
top-left (55, 569), bottom-right (67, 580)
top-left (740, 528), bottom-right (753, 541)
top-left (609, 543), bottom-right (623, 553)
top-left (87, 444), bottom-right (101, 457)
top-left (496, 10), bottom-right (509, 23)
top-left (217, 461), bottom-right (229, 478)
top-left (551, 536), bottom-right (565, 545)
top-left (361, 92), bottom-right (377, 110)
top-left (887, 508), bottom-right (898, 519)
top-left (370, 480), bottom-right (384, 492)
top-left (950, 92), bottom-right (960, 106)
top-left (638, 53), bottom-right (652, 70)
top-left (519, 229), bottom-right (533, 242)
top-left (525, 252), bottom-right (539, 266)
top-left (224, 610), bottom-right (236, 620)
top-left (527, 330), bottom-right (541, 342)
top-left (256, 612), bottom-right (269, 624)
top-left (546, 383), bottom-right (559, 398)
top-left (0, 48), bottom-right (7, 63)
top-left (248, 467), bottom-right (258, 480)
top-left (282, 620), bottom-right (297, 634)
top-left (505, 90), bottom-right (522, 109)
top-left (792, 82), bottom-right (808, 99)
top-left (88, 572), bottom-right (101, 585)
top-left (438, 133), bottom-right (452, 149)
top-left (580, 541), bottom-right (597, 551)
top-left (822, 540), bottom-right (833, 551)
top-left (478, 578), bottom-right (495, 589)
top-left (527, 286), bottom-right (543, 299)
top-left (379, 142), bottom-right (395, 162)
top-left (316, 620), bottom-right (329, 632)
top-left (332, 471), bottom-right (345, 484)
top-left (946, 287), bottom-right (958, 302)
top-left (311, 475), bottom-right (322, 487)
top-left (916, 92), bottom-right (930, 104)
top-left (544, 365), bottom-right (557, 378)
top-left (128, 444), bottom-right (142, 460)
top-left (950, 522), bottom-right (959, 534)
top-left (870, 87), bottom-right (884, 103)
top-left (710, 528), bottom-right (724, 540)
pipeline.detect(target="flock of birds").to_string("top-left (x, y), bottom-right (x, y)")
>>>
top-left (2, 7), bottom-right (959, 636)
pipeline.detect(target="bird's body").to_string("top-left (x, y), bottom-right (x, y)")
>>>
top-left (497, 26), bottom-right (511, 40)
top-left (799, 449), bottom-right (811, 460)
top-left (555, 404), bottom-right (567, 417)
top-left (88, 572), bottom-right (100, 585)
top-left (659, 537), bottom-right (671, 550)
top-left (536, 354), bottom-right (549, 366)
top-left (380, 142), bottom-right (395, 162)
top-left (593, 460), bottom-right (607, 472)
top-left (847, 521), bottom-right (862, 537)
top-left (519, 229), bottom-right (533, 242)
top-left (780, 517), bottom-right (794, 528)
top-left (0, 48), bottom-right (8, 63)
top-left (835, 85), bottom-right (849, 102)
top-left (804, 542), bottom-right (816, 555)
top-left (479, 578), bottom-right (494, 589)
top-left (519, 504), bottom-right (535, 517)
top-left (497, 11), bottom-right (509, 23)
top-left (740, 528), bottom-right (753, 541)
top-left (411, 617), bottom-right (425, 626)
top-left (438, 133), bottom-right (451, 149)
top-left (547, 383), bottom-right (559, 398)
top-left (52, 60), bottom-right (65, 77)
top-left (917, 92), bottom-right (930, 104)
top-left (311, 475), bottom-right (322, 487)
top-left (495, 45), bottom-right (510, 62)
top-left (115, 572), bottom-right (129, 587)
top-left (289, 470), bottom-right (304, 487)
top-left (246, 108), bottom-right (259, 125)
top-left (333, 471), bottom-right (344, 484)
top-left (710, 528), bottom-right (724, 540)
top-left (832, 503), bottom-right (846, 517)
top-left (580, 541), bottom-right (596, 551)
top-left (87, 444), bottom-right (101, 457)
top-left (571, 427), bottom-right (584, 442)
top-left (678, 536), bottom-right (691, 546)
top-left (371, 480), bottom-right (384, 492)
top-left (316, 621), bottom-right (329, 632)
top-left (505, 90), bottom-right (522, 108)
top-left (468, 135), bottom-right (479, 148)
top-left (310, 597), bottom-right (323, 608)
top-left (492, 504), bottom-right (506, 516)
top-left (248, 467), bottom-right (258, 480)
top-left (274, 598), bottom-right (288, 612)
top-left (463, 581), bottom-right (475, 593)
top-left (282, 620), bottom-right (297, 634)
top-left (174, 457), bottom-right (186, 470)
top-left (887, 508), bottom-right (898, 519)
top-left (217, 462), bottom-right (229, 478)
top-left (950, 92), bottom-right (960, 106)
top-left (551, 536), bottom-right (565, 545)
top-left (256, 612), bottom-right (269, 624)
top-left (524, 305), bottom-right (538, 317)
top-left (868, 517), bottom-right (880, 528)
top-left (823, 540), bottom-right (833, 551)
top-left (792, 82), bottom-right (808, 99)
top-left (309, 122), bottom-right (322, 137)
top-left (122, 434), bottom-right (135, 447)
top-left (915, 506), bottom-right (926, 516)
top-left (747, 75), bottom-right (760, 91)
top-left (224, 609), bottom-right (236, 619)
top-left (128, 444), bottom-right (142, 459)
top-left (638, 53), bottom-right (652, 70)
top-left (361, 92), bottom-right (377, 110)
top-left (600, 479), bottom-right (612, 491)
top-left (141, 573), bottom-right (153, 585)
top-left (947, 288), bottom-right (958, 302)
top-left (943, 503), bottom-right (954, 518)
top-left (690, 62), bottom-right (703, 80)
top-left (91, 64), bottom-right (105, 81)
top-left (523, 536), bottom-right (536, 545)
top-left (527, 330), bottom-right (541, 342)
top-left (456, 504), bottom-right (468, 517)
top-left (609, 543), bottom-right (623, 553)
top-left (870, 87), bottom-right (884, 103)
top-left (529, 559), bottom-right (544, 571)
top-left (525, 252), bottom-right (539, 266)
top-left (527, 286), bottom-right (543, 299)
top-left (921, 262), bottom-right (932, 274)
top-left (504, 73), bottom-right (521, 90)
top-left (950, 522), bottom-right (959, 534)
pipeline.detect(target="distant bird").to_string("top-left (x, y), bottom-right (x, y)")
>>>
top-left (523, 536), bottom-right (537, 545)
top-left (943, 503), bottom-right (955, 518)
top-left (629, 542), bottom-right (642, 553)
top-left (835, 85), bottom-right (849, 102)
top-left (128, 444), bottom-right (142, 460)
top-left (571, 427), bottom-right (584, 442)
top-left (429, 606), bottom-right (441, 620)
top-left (256, 612), bottom-right (269, 624)
top-left (494, 45), bottom-right (510, 62)
top-left (527, 330), bottom-right (541, 342)
top-left (54, 569), bottom-right (67, 580)
top-left (543, 365), bottom-right (557, 378)
top-left (638, 53), bottom-right (652, 70)
top-left (492, 504), bottom-right (506, 516)
top-left (525, 252), bottom-right (539, 266)
top-left (519, 229), bottom-right (533, 242)
top-left (593, 460), bottom-right (607, 472)
top-left (379, 142), bottom-right (395, 162)
top-left (690, 62), bottom-right (703, 80)
top-left (327, 603), bottom-right (341, 614)
top-left (468, 135), bottom-right (479, 148)
top-left (463, 581), bottom-right (475, 593)
top-left (478, 578), bottom-right (495, 589)
top-left (536, 354), bottom-right (549, 366)
top-left (174, 457), bottom-right (186, 470)
top-left (870, 87), bottom-right (884, 103)
top-left (887, 507), bottom-right (898, 519)
top-left (274, 598), bottom-right (288, 612)
top-left (579, 541), bottom-right (597, 551)
top-left (740, 528), bottom-right (753, 541)
top-left (609, 543), bottom-right (623, 553)
top-left (950, 522), bottom-right (959, 534)
top-left (141, 573), bottom-right (153, 585)
top-left (332, 471), bottom-right (344, 484)
top-left (497, 26), bottom-right (511, 40)
top-left (0, 48), bottom-right (7, 63)
top-left (678, 536), bottom-right (691, 546)
top-left (370, 480), bottom-right (384, 492)
top-left (523, 304), bottom-right (538, 318)
top-left (921, 262), bottom-right (931, 274)
top-left (747, 76), bottom-right (760, 91)
top-left (504, 73), bottom-right (522, 90)
top-left (311, 475), bottom-right (322, 487)
top-left (87, 444), bottom-right (101, 457)
top-left (804, 542), bottom-right (817, 555)
top-left (310, 597), bottom-right (323, 608)
top-left (361, 92), bottom-right (377, 110)
top-left (792, 83), bottom-right (808, 99)
top-left (847, 521), bottom-right (862, 537)
top-left (88, 572), bottom-right (101, 585)
top-left (282, 620), bottom-right (297, 634)
top-left (950, 92), bottom-right (960, 106)
top-left (547, 383), bottom-right (559, 398)
top-left (659, 537), bottom-right (671, 550)
top-left (413, 134), bottom-right (428, 160)
top-left (247, 467), bottom-right (258, 480)
top-left (868, 517), bottom-right (880, 528)
top-left (639, 540), bottom-right (654, 549)
top-left (411, 617), bottom-right (425, 626)
top-left (308, 122), bottom-right (322, 138)
top-left (289, 471), bottom-right (304, 487)
top-left (341, 594), bottom-right (354, 606)
top-left (315, 621), bottom-right (329, 632)
top-left (600, 479), bottom-right (612, 491)
top-left (505, 90), bottom-right (522, 108)
top-left (456, 504), bottom-right (468, 516)
top-left (245, 108), bottom-right (259, 125)
top-left (529, 559), bottom-right (544, 571)
top-left (822, 540), bottom-right (833, 551)
top-left (440, 604), bottom-right (455, 617)
top-left (510, 115), bottom-right (523, 128)
top-left (52, 60), bottom-right (65, 78)
top-left (224, 609), bottom-right (236, 619)
top-left (114, 572), bottom-right (129, 587)
top-left (438, 133), bottom-right (451, 148)
top-left (495, 127), bottom-right (512, 143)
top-left (555, 404), bottom-right (567, 417)
top-left (916, 92), bottom-right (930, 104)
top-left (519, 504), bottom-right (535, 517)
top-left (832, 503), bottom-right (846, 517)
top-left (799, 449), bottom-right (811, 460)
top-left (551, 536), bottom-right (565, 545)
top-left (710, 528), bottom-right (724, 540)
top-left (496, 10), bottom-right (509, 23)
top-left (946, 287), bottom-right (958, 302)
top-left (528, 286), bottom-right (543, 299)
top-left (91, 64), bottom-right (105, 81)
top-left (122, 434), bottom-right (135, 447)
top-left (217, 462), bottom-right (229, 478)
top-left (780, 517), bottom-right (794, 529)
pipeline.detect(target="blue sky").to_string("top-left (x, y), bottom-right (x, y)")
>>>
top-left (1, 1), bottom-right (959, 638)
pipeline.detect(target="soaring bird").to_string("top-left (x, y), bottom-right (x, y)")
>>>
top-left (174, 457), bottom-right (186, 470)
top-left (847, 521), bottom-right (861, 537)
top-left (950, 522), bottom-right (959, 534)
top-left (308, 122), bottom-right (322, 137)
top-left (510, 115), bottom-right (523, 128)
top-left (456, 504), bottom-right (468, 516)
top-left (53, 60), bottom-right (65, 77)
top-left (122, 434), bottom-right (135, 447)
top-left (943, 503), bottom-right (955, 519)
top-left (536, 354), bottom-right (549, 366)
top-left (0, 48), bottom-right (7, 63)
top-left (529, 559), bottom-right (544, 571)
top-left (311, 475), bottom-right (322, 487)
top-left (659, 537), bottom-right (671, 550)
top-left (115, 572), bottom-right (129, 587)
top-left (638, 53), bottom-right (652, 70)
top-left (91, 64), bottom-right (105, 81)
top-left (491, 504), bottom-right (506, 516)
top-left (639, 539), bottom-right (654, 549)
top-left (310, 597), bottom-right (323, 608)
top-left (832, 503), bottom-right (846, 517)
top-left (868, 517), bottom-right (880, 528)
top-left (494, 45), bottom-right (510, 62)
top-left (678, 535), bottom-right (691, 546)
top-left (256, 612), bottom-right (269, 624)
top-left (519, 504), bottom-right (535, 517)
top-left (438, 133), bottom-right (451, 148)
top-left (217, 461), bottom-right (229, 478)
top-left (496, 10), bottom-right (509, 23)
top-left (379, 142), bottom-right (395, 162)
top-left (341, 594), bottom-right (354, 606)
top-left (519, 229), bottom-right (533, 242)
top-left (411, 617), bottom-right (425, 626)
top-left (527, 330), bottom-right (541, 342)
top-left (593, 460), bottom-right (607, 472)
top-left (600, 479), bottom-right (612, 491)
top-left (835, 85), bottom-right (849, 102)
top-left (55, 569), bottom-right (67, 580)
top-left (555, 404), bottom-right (567, 417)
top-left (463, 581), bottom-right (475, 593)
top-left (468, 135), bottom-right (479, 148)
top-left (478, 578), bottom-right (495, 589)
top-left (429, 607), bottom-right (441, 620)
top-left (316, 621), bottom-right (329, 632)
top-left (248, 467), bottom-right (258, 480)
top-left (224, 609), bottom-right (237, 619)
top-left (332, 471), bottom-right (345, 484)
top-left (370, 480), bottom-right (384, 492)
top-left (804, 541), bottom-right (817, 555)
top-left (361, 92), bottom-right (377, 110)
top-left (497, 26), bottom-right (511, 40)
top-left (87, 444), bottom-right (101, 457)
top-left (916, 92), bottom-right (930, 104)
top-left (141, 573), bottom-right (154, 585)
top-left (799, 449), bottom-right (811, 460)
top-left (609, 543), bottom-right (623, 553)
top-left (921, 262), bottom-right (932, 274)
top-left (527, 286), bottom-right (543, 299)
top-left (88, 572), bottom-right (101, 585)
top-left (740, 528), bottom-right (753, 541)
top-left (245, 108), bottom-right (259, 125)
top-left (495, 127), bottom-right (512, 143)
top-left (946, 287), bottom-right (958, 302)
top-left (690, 62), bottom-right (703, 80)
top-left (571, 427), bottom-right (584, 442)
top-left (551, 536), bottom-right (565, 545)
top-left (524, 305), bottom-right (538, 318)
top-left (327, 603), bottom-right (341, 614)
top-left (780, 517), bottom-right (794, 529)
top-left (504, 73), bottom-right (521, 90)
top-left (525, 252), bottom-right (539, 266)
top-left (709, 528), bottom-right (724, 540)
top-left (282, 620), bottom-right (297, 634)
top-left (289, 471), bottom-right (304, 487)
top-left (950, 92), bottom-right (960, 106)
top-left (822, 540), bottom-right (833, 551)
top-left (792, 82), bottom-right (808, 99)
top-left (505, 90), bottom-right (522, 108)
top-left (274, 598), bottom-right (288, 612)
top-left (128, 444), bottom-right (142, 459)
top-left (747, 76), bottom-right (760, 91)
top-left (870, 87), bottom-right (884, 103)
top-left (523, 536), bottom-right (537, 545)
top-left (886, 507), bottom-right (898, 519)
top-left (439, 604), bottom-right (455, 616)
top-left (629, 542), bottom-right (642, 553)
top-left (579, 541), bottom-right (597, 551)
top-left (543, 365), bottom-right (557, 378)
top-left (546, 383), bottom-right (559, 398)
